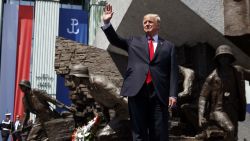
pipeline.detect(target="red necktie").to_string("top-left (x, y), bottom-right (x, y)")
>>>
top-left (146, 37), bottom-right (154, 84)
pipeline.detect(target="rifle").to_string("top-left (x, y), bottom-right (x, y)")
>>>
top-left (55, 100), bottom-right (76, 113)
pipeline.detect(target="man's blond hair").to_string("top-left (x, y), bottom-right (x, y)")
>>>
top-left (144, 14), bottom-right (161, 24)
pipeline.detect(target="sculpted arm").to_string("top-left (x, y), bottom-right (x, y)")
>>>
top-left (89, 75), bottom-right (126, 106)
top-left (23, 100), bottom-right (30, 126)
top-left (35, 90), bottom-right (76, 112)
top-left (35, 90), bottom-right (57, 103)
top-left (35, 89), bottom-right (63, 107)
top-left (178, 66), bottom-right (195, 97)
top-left (89, 75), bottom-right (129, 119)
top-left (235, 65), bottom-right (250, 84)
top-left (198, 76), bottom-right (212, 127)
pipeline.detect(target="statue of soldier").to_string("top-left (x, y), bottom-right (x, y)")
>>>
top-left (19, 80), bottom-right (68, 141)
top-left (197, 45), bottom-right (250, 140)
top-left (176, 66), bottom-right (199, 134)
top-left (170, 66), bottom-right (195, 119)
top-left (65, 64), bottom-right (102, 127)
top-left (67, 64), bottom-right (130, 140)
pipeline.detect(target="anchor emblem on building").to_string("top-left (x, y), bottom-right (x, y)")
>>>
top-left (67, 18), bottom-right (80, 34)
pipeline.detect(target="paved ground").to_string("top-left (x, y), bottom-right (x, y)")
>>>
top-left (238, 112), bottom-right (250, 141)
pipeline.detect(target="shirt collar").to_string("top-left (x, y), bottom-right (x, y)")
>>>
top-left (147, 34), bottom-right (158, 42)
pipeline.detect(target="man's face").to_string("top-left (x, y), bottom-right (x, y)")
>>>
top-left (6, 116), bottom-right (10, 120)
top-left (143, 15), bottom-right (159, 37)
top-left (20, 86), bottom-right (29, 93)
top-left (64, 75), bottom-right (73, 87)
top-left (217, 54), bottom-right (233, 66)
top-left (65, 75), bottom-right (78, 90)
top-left (66, 75), bottom-right (90, 90)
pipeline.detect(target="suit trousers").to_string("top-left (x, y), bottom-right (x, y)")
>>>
top-left (1, 130), bottom-right (10, 141)
top-left (13, 131), bottom-right (22, 141)
top-left (128, 82), bottom-right (169, 141)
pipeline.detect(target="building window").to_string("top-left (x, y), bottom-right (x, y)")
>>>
top-left (5, 0), bottom-right (85, 6)
top-left (60, 0), bottom-right (85, 5)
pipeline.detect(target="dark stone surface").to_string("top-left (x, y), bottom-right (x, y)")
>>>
top-left (43, 117), bottom-right (75, 141)
top-left (55, 37), bottom-right (123, 88)
top-left (168, 113), bottom-right (250, 141)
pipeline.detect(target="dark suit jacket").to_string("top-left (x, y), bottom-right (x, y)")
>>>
top-left (103, 25), bottom-right (178, 105)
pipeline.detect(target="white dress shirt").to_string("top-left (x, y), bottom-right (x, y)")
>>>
top-left (148, 35), bottom-right (158, 53)
top-left (15, 120), bottom-right (21, 130)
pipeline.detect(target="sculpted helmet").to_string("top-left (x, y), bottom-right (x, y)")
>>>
top-left (69, 64), bottom-right (89, 78)
top-left (215, 44), bottom-right (235, 63)
top-left (19, 80), bottom-right (31, 89)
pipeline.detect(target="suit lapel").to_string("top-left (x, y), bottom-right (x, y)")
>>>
top-left (141, 35), bottom-right (149, 62)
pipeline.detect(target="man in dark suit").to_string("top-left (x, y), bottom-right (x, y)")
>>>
top-left (12, 115), bottom-right (22, 141)
top-left (102, 4), bottom-right (178, 141)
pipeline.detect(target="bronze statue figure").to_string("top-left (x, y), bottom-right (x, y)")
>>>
top-left (19, 80), bottom-right (71, 141)
top-left (197, 45), bottom-right (250, 140)
top-left (178, 65), bottom-right (195, 98)
top-left (177, 66), bottom-right (199, 134)
top-left (65, 64), bottom-right (102, 127)
top-left (66, 64), bottom-right (130, 140)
